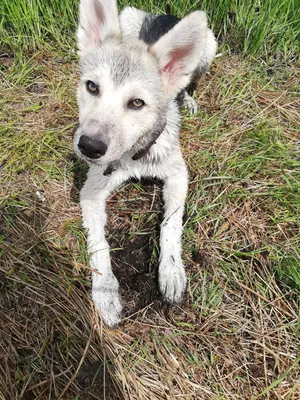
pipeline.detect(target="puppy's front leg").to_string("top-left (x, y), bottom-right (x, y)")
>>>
top-left (159, 163), bottom-right (189, 304)
top-left (80, 170), bottom-right (122, 328)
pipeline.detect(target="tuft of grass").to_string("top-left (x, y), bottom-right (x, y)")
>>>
top-left (0, 0), bottom-right (77, 57)
top-left (1, 0), bottom-right (300, 59)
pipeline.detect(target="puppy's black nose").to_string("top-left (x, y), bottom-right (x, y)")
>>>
top-left (78, 135), bottom-right (107, 159)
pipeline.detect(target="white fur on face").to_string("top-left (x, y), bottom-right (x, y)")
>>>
top-left (76, 1), bottom-right (216, 166)
top-left (74, 40), bottom-right (168, 166)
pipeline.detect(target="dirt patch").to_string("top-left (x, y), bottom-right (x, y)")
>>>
top-left (0, 54), bottom-right (14, 70)
top-left (110, 230), bottom-right (160, 317)
top-left (107, 179), bottom-right (163, 317)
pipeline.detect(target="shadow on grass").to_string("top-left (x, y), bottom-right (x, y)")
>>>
top-left (0, 186), bottom-right (123, 399)
top-left (0, 158), bottom-right (167, 399)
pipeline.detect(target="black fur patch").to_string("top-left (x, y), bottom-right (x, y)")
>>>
top-left (139, 14), bottom-right (181, 45)
top-left (103, 164), bottom-right (116, 176)
top-left (175, 89), bottom-right (185, 109)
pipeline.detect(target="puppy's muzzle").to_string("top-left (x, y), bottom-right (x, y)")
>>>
top-left (78, 135), bottom-right (107, 159)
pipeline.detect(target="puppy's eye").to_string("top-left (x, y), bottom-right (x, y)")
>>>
top-left (86, 80), bottom-right (99, 95)
top-left (128, 99), bottom-right (145, 109)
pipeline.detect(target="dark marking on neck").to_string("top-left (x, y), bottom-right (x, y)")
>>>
top-left (132, 140), bottom-right (157, 160)
top-left (103, 164), bottom-right (116, 176)
top-left (132, 120), bottom-right (166, 160)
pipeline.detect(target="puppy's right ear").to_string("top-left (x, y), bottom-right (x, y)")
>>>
top-left (150, 11), bottom-right (208, 98)
top-left (77, 0), bottom-right (120, 56)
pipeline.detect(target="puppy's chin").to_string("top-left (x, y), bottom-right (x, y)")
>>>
top-left (73, 147), bottom-right (101, 166)
top-left (79, 156), bottom-right (105, 167)
top-left (74, 147), bottom-right (123, 169)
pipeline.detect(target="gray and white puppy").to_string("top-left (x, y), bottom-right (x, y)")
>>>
top-left (74, 0), bottom-right (217, 328)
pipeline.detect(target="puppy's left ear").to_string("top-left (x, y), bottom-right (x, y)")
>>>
top-left (150, 11), bottom-right (208, 98)
top-left (77, 0), bottom-right (120, 56)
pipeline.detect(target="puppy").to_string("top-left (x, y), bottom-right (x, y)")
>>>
top-left (74, 0), bottom-right (217, 327)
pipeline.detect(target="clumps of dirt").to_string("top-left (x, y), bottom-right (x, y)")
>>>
top-left (192, 248), bottom-right (211, 265)
top-left (111, 232), bottom-right (160, 317)
top-left (28, 82), bottom-right (47, 94)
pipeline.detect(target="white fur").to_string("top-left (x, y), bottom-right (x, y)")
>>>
top-left (120, 6), bottom-right (147, 38)
top-left (183, 92), bottom-right (200, 114)
top-left (76, 0), bottom-right (216, 328)
top-left (195, 28), bottom-right (217, 76)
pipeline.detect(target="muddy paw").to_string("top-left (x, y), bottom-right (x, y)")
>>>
top-left (92, 282), bottom-right (122, 328)
top-left (159, 257), bottom-right (187, 304)
top-left (183, 92), bottom-right (200, 115)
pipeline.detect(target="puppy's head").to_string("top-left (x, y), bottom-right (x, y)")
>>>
top-left (74, 0), bottom-right (208, 166)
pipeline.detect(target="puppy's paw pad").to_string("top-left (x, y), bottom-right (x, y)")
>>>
top-left (159, 258), bottom-right (187, 304)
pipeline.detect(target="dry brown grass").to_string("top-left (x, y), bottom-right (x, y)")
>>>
top-left (0, 53), bottom-right (299, 399)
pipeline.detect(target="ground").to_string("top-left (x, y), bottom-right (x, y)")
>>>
top-left (0, 51), bottom-right (299, 399)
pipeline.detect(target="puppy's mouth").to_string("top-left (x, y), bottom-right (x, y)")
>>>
top-left (74, 142), bottom-right (121, 175)
top-left (76, 133), bottom-right (160, 165)
top-left (74, 118), bottom-right (167, 174)
top-left (75, 138), bottom-right (156, 176)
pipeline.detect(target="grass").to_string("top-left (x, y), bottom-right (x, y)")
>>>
top-left (1, 49), bottom-right (299, 399)
top-left (0, 0), bottom-right (300, 59)
top-left (0, 1), bottom-right (300, 399)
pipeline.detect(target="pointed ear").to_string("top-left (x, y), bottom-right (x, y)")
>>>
top-left (77, 0), bottom-right (120, 55)
top-left (150, 11), bottom-right (208, 97)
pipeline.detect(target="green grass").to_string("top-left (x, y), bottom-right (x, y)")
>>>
top-left (1, 0), bottom-right (299, 59)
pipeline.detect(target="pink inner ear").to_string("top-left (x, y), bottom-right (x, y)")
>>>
top-left (86, 0), bottom-right (105, 48)
top-left (161, 45), bottom-right (193, 78)
top-left (94, 0), bottom-right (105, 25)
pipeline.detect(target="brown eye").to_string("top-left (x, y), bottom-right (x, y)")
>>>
top-left (128, 99), bottom-right (145, 109)
top-left (86, 80), bottom-right (99, 95)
